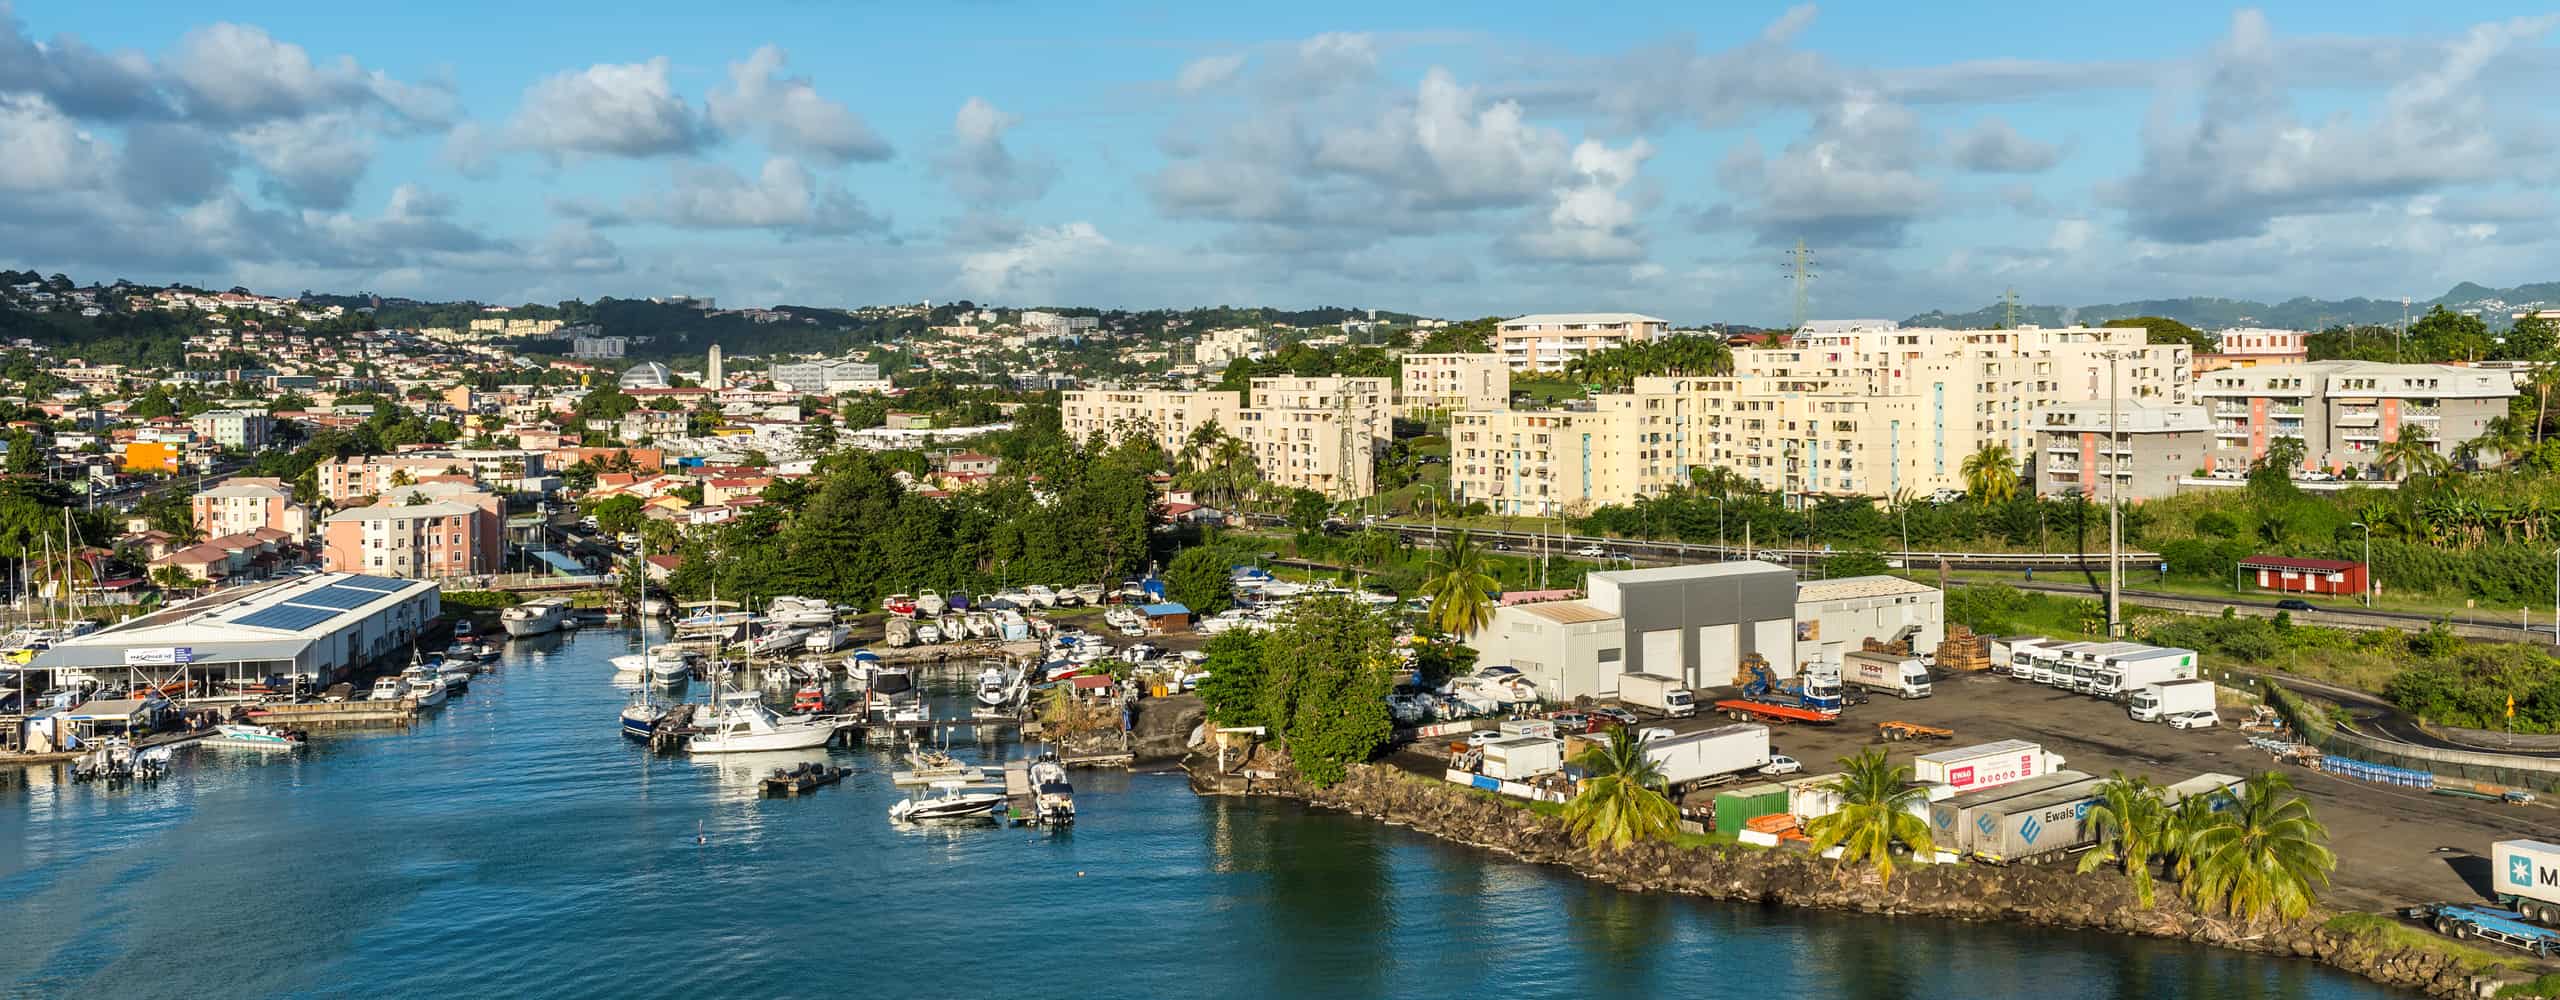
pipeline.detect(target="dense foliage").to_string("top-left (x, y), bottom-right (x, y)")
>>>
top-left (1195, 595), bottom-right (1397, 787)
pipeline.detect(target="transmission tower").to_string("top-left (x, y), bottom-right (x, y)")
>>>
top-left (1784, 239), bottom-right (1818, 331)
top-left (1337, 380), bottom-right (1359, 506)
top-left (2001, 287), bottom-right (2020, 330)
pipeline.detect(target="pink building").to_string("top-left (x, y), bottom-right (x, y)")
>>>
top-left (191, 477), bottom-right (312, 540)
top-left (2195, 328), bottom-right (2311, 374)
top-left (320, 486), bottom-right (503, 580)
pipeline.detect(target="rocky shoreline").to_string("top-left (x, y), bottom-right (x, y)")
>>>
top-left (1187, 758), bottom-right (2526, 999)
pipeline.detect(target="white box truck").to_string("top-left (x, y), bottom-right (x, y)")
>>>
top-left (1498, 718), bottom-right (1559, 740)
top-left (1927, 770), bottom-right (2093, 851)
top-left (1913, 739), bottom-right (2062, 795)
top-left (2092, 647), bottom-right (2199, 701)
top-left (2062, 642), bottom-right (2150, 695)
top-left (1481, 736), bottom-right (1565, 781)
top-left (1617, 672), bottom-right (1696, 718)
top-left (1844, 650), bottom-right (1932, 699)
top-left (1969, 776), bottom-right (2110, 862)
top-left (2129, 679), bottom-right (2217, 722)
top-left (1642, 723), bottom-right (1771, 791)
top-left (2492, 840), bottom-right (2560, 924)
top-left (1994, 637), bottom-right (2056, 680)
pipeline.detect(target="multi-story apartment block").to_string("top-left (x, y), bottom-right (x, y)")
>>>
top-left (1018, 311), bottom-right (1098, 340)
top-left (771, 359), bottom-right (882, 393)
top-left (2194, 361), bottom-right (2516, 477)
top-left (2195, 328), bottom-right (2310, 373)
top-left (1447, 405), bottom-right (1646, 517)
top-left (316, 451), bottom-right (548, 504)
top-left (191, 477), bottom-right (313, 540)
top-left (189, 409), bottom-right (273, 452)
top-left (1449, 323), bottom-right (2192, 514)
top-left (320, 484), bottom-right (503, 580)
top-left (1495, 313), bottom-right (1668, 372)
top-left (2032, 401), bottom-right (2213, 501)
top-left (570, 333), bottom-right (628, 359)
top-left (1399, 353), bottom-right (1510, 416)
top-left (1058, 376), bottom-right (1391, 499)
top-left (1194, 327), bottom-right (1264, 368)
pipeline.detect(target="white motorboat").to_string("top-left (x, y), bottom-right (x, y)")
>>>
top-left (964, 613), bottom-right (996, 639)
top-left (674, 610), bottom-right (757, 640)
top-left (204, 723), bottom-right (307, 750)
top-left (996, 609), bottom-right (1029, 641)
top-left (888, 780), bottom-right (1005, 823)
top-left (915, 589), bottom-right (948, 617)
top-left (1023, 585), bottom-right (1057, 608)
top-left (401, 667), bottom-right (448, 707)
top-left (687, 691), bottom-right (837, 754)
top-left (442, 668), bottom-right (471, 694)
top-left (1028, 753), bottom-right (1075, 825)
top-left (915, 624), bottom-right (943, 644)
top-left (610, 654), bottom-right (648, 685)
top-left (751, 627), bottom-right (811, 656)
top-left (369, 676), bottom-right (404, 701)
top-left (802, 625), bottom-right (851, 654)
top-left (648, 651), bottom-right (692, 688)
top-left (500, 598), bottom-right (569, 637)
top-left (767, 596), bottom-right (837, 628)
top-left (938, 614), bottom-right (967, 643)
top-left (974, 666), bottom-right (1013, 709)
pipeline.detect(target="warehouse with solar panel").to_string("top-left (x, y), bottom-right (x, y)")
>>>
top-left (17, 574), bottom-right (441, 719)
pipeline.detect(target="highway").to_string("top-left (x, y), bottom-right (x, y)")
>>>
top-left (1243, 513), bottom-right (2163, 572)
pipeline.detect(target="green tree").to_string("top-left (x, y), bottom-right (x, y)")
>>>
top-left (1, 430), bottom-right (37, 475)
top-left (2503, 315), bottom-right (2560, 362)
top-left (574, 385), bottom-right (638, 422)
top-left (1961, 443), bottom-right (2020, 505)
top-left (1259, 594), bottom-right (1394, 787)
top-left (2183, 772), bottom-right (2335, 921)
top-left (1194, 628), bottom-right (1270, 729)
top-left (1165, 545), bottom-right (1235, 615)
top-left (2107, 316), bottom-right (2216, 353)
top-left (1418, 529), bottom-right (1500, 637)
top-left (1285, 488), bottom-right (1333, 533)
top-left (2250, 436), bottom-right (2307, 498)
top-left (149, 564), bottom-right (206, 594)
top-left (1821, 549), bottom-right (1889, 578)
top-left (1562, 727), bottom-right (1679, 853)
top-left (2075, 773), bottom-right (2169, 908)
top-left (2380, 433), bottom-right (2449, 480)
top-left (1803, 749), bottom-right (1937, 885)
top-left (589, 494), bottom-right (645, 536)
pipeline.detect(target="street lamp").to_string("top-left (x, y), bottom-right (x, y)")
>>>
top-left (1712, 495), bottom-right (1727, 555)
top-left (2348, 521), bottom-right (2371, 608)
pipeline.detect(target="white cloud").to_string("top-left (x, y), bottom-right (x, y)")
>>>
top-left (1949, 117), bottom-right (2060, 173)
top-left (1718, 90), bottom-right (1938, 247)
top-left (505, 57), bottom-right (705, 159)
top-left (167, 22), bottom-right (451, 127)
top-left (1514, 138), bottom-right (1652, 262)
top-left (604, 157), bottom-right (886, 236)
top-left (706, 45), bottom-right (891, 164)
top-left (235, 113), bottom-right (373, 209)
top-left (1315, 68), bottom-right (1571, 208)
top-left (1175, 53), bottom-right (1247, 93)
top-left (932, 97), bottom-right (1056, 205)
top-left (0, 95), bottom-right (108, 191)
top-left (957, 221), bottom-right (1109, 300)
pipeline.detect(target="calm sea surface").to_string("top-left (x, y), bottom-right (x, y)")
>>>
top-left (0, 628), bottom-right (2406, 998)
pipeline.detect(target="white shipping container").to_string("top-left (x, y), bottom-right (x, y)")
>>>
top-left (2492, 840), bottom-right (2560, 921)
top-left (1912, 740), bottom-right (2059, 794)
top-left (1482, 736), bottom-right (1564, 781)
top-left (1642, 723), bottom-right (1771, 789)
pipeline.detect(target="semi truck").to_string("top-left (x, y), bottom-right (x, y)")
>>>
top-left (1988, 636), bottom-right (2053, 677)
top-left (1843, 650), bottom-right (1932, 699)
top-left (2492, 840), bottom-right (2560, 925)
top-left (1642, 723), bottom-right (1772, 791)
top-left (1480, 736), bottom-right (1565, 781)
top-left (1968, 776), bottom-right (2111, 862)
top-left (2058, 642), bottom-right (2150, 695)
top-left (1617, 672), bottom-right (1697, 718)
top-left (2130, 679), bottom-right (2217, 723)
top-left (1927, 770), bottom-right (2094, 851)
top-left (1912, 739), bottom-right (2062, 795)
top-left (2090, 647), bottom-right (2200, 701)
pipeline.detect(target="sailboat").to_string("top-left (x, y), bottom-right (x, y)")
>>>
top-left (619, 537), bottom-right (671, 741)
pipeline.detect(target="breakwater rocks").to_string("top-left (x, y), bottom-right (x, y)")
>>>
top-left (1191, 759), bottom-right (2523, 999)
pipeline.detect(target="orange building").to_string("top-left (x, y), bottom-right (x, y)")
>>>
top-left (121, 441), bottom-right (180, 473)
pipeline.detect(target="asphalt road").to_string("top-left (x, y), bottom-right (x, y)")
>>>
top-left (1403, 670), bottom-right (2556, 913)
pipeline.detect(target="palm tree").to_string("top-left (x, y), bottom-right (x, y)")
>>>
top-left (2158, 792), bottom-right (2221, 884)
top-left (1562, 727), bottom-right (1679, 853)
top-left (1961, 444), bottom-right (2020, 505)
top-left (2382, 433), bottom-right (2450, 480)
top-left (1419, 530), bottom-right (1500, 638)
top-left (2183, 772), bottom-right (2336, 922)
top-left (1804, 748), bottom-right (1936, 884)
top-left (2075, 773), bottom-right (2169, 907)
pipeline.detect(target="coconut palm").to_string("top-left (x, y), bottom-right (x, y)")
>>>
top-left (2382, 433), bottom-right (2450, 480)
top-left (2158, 792), bottom-right (2221, 884)
top-left (1562, 726), bottom-right (1680, 853)
top-left (1804, 748), bottom-right (1937, 885)
top-left (1419, 530), bottom-right (1501, 638)
top-left (2183, 772), bottom-right (2336, 922)
top-left (1961, 444), bottom-right (2020, 505)
top-left (2075, 773), bottom-right (2169, 907)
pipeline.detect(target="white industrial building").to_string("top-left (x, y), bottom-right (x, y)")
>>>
top-left (16, 574), bottom-right (440, 711)
top-left (1467, 562), bottom-right (1945, 702)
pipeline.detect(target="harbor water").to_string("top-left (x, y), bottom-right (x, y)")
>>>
top-left (1, 628), bottom-right (2407, 998)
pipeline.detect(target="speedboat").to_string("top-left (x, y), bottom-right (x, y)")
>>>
top-left (888, 780), bottom-right (1005, 823)
top-left (687, 691), bottom-right (837, 754)
top-left (803, 625), bottom-right (851, 654)
top-left (916, 590), bottom-right (948, 617)
top-left (442, 668), bottom-right (471, 694)
top-left (884, 593), bottom-right (917, 617)
top-left (975, 666), bottom-right (1013, 709)
top-left (648, 652), bottom-right (691, 689)
top-left (369, 676), bottom-right (405, 701)
top-left (401, 663), bottom-right (448, 707)
top-left (915, 624), bottom-right (942, 645)
top-left (500, 598), bottom-right (569, 637)
top-left (451, 618), bottom-right (479, 642)
top-left (939, 614), bottom-right (967, 643)
top-left (767, 596), bottom-right (837, 628)
top-left (964, 613), bottom-right (996, 640)
top-left (610, 654), bottom-right (648, 685)
top-left (206, 723), bottom-right (307, 750)
top-left (1029, 753), bottom-right (1075, 825)
top-left (1024, 585), bottom-right (1057, 608)
top-left (751, 627), bottom-right (810, 656)
top-left (674, 610), bottom-right (757, 641)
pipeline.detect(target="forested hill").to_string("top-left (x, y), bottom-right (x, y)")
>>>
top-left (1906, 280), bottom-right (2560, 332)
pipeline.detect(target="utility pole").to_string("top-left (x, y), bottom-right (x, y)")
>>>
top-left (2350, 521), bottom-right (2371, 608)
top-left (2399, 296), bottom-right (2410, 362)
top-left (2101, 350), bottom-right (2123, 637)
top-left (1784, 239), bottom-right (1818, 332)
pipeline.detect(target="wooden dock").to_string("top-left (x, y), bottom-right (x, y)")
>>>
top-left (244, 700), bottom-right (417, 729)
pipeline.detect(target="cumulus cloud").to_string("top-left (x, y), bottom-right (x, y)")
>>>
top-left (1718, 91), bottom-right (1938, 247)
top-left (1513, 139), bottom-right (1652, 262)
top-left (0, 14), bottom-right (163, 119)
top-left (1174, 53), bottom-right (1246, 93)
top-left (0, 95), bottom-right (108, 191)
top-left (931, 97), bottom-right (1056, 205)
top-left (706, 45), bottom-right (891, 164)
top-left (1949, 117), bottom-right (2060, 173)
top-left (235, 113), bottom-right (374, 209)
top-left (573, 157), bottom-right (884, 237)
top-left (167, 22), bottom-right (452, 127)
top-left (957, 221), bottom-right (1109, 300)
top-left (2113, 11), bottom-right (2558, 242)
top-left (506, 57), bottom-right (706, 159)
top-left (1316, 69), bottom-right (1571, 209)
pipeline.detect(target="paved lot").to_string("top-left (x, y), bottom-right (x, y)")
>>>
top-left (1413, 669), bottom-right (2558, 913)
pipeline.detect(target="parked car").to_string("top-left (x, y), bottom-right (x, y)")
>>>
top-left (2275, 599), bottom-right (2314, 612)
top-left (1465, 730), bottom-right (1507, 749)
top-left (1547, 711), bottom-right (1598, 733)
top-left (2165, 709), bottom-right (2221, 730)
top-left (1591, 706), bottom-right (1640, 728)
top-left (1761, 754), bottom-right (1803, 775)
top-left (1573, 545), bottom-right (1606, 557)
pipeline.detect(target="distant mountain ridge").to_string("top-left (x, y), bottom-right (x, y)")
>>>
top-left (1903, 281), bottom-right (2560, 332)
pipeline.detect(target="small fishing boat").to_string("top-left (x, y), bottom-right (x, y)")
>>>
top-left (914, 624), bottom-right (942, 645)
top-left (802, 625), bottom-right (851, 654)
top-left (609, 653), bottom-right (648, 685)
top-left (400, 659), bottom-right (447, 707)
top-left (761, 761), bottom-right (850, 797)
top-left (205, 723), bottom-right (307, 750)
top-left (791, 683), bottom-right (827, 714)
top-left (964, 613), bottom-right (996, 640)
top-left (752, 627), bottom-right (811, 656)
top-left (1023, 585), bottom-right (1057, 608)
top-left (1029, 752), bottom-right (1075, 826)
top-left (884, 593), bottom-right (917, 617)
top-left (648, 653), bottom-right (691, 689)
top-left (974, 666), bottom-right (1013, 710)
top-left (888, 780), bottom-right (1005, 823)
top-left (451, 618), bottom-right (479, 641)
top-left (441, 668), bottom-right (471, 694)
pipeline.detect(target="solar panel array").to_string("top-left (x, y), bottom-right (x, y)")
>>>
top-left (334, 575), bottom-right (406, 592)
top-left (294, 585), bottom-right (384, 610)
top-left (233, 605), bottom-right (339, 632)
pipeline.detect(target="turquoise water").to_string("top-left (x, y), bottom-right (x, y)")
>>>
top-left (0, 628), bottom-right (2406, 998)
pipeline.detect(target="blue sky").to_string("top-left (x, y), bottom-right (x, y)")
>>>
top-left (3, 2), bottom-right (2556, 324)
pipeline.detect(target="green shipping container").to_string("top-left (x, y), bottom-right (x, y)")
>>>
top-left (1713, 782), bottom-right (1791, 834)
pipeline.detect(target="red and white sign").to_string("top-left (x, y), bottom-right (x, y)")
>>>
top-left (1944, 753), bottom-right (2040, 792)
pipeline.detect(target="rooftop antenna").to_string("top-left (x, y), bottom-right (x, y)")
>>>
top-left (1784, 239), bottom-right (1817, 331)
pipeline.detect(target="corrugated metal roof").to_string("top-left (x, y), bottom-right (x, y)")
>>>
top-left (1797, 576), bottom-right (1938, 603)
top-left (1591, 560), bottom-right (1792, 587)
top-left (1518, 600), bottom-right (1616, 624)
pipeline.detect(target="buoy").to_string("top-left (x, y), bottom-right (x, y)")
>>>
top-left (1077, 871), bottom-right (1085, 877)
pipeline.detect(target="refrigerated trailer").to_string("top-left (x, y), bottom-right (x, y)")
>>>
top-left (2059, 642), bottom-right (2151, 695)
top-left (1926, 770), bottom-right (2094, 851)
top-left (1968, 777), bottom-right (2110, 862)
top-left (2130, 679), bottom-right (2218, 722)
top-left (1843, 650), bottom-right (1932, 699)
top-left (2492, 840), bottom-right (2560, 925)
top-left (1642, 723), bottom-right (1772, 791)
top-left (1617, 672), bottom-right (1696, 719)
top-left (1912, 739), bottom-right (2062, 795)
top-left (2090, 647), bottom-right (2200, 701)
top-left (1481, 736), bottom-right (1564, 781)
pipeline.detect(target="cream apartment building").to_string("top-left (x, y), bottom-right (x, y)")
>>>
top-left (1193, 328), bottom-right (1264, 368)
top-left (1399, 352), bottom-right (1510, 416)
top-left (1495, 313), bottom-right (1669, 371)
top-left (1059, 376), bottom-right (1392, 499)
top-left (1449, 323), bottom-right (2192, 514)
top-left (2194, 361), bottom-right (2515, 476)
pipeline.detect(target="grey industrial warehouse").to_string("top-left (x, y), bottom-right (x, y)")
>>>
top-left (7, 574), bottom-right (439, 750)
top-left (1466, 561), bottom-right (1944, 702)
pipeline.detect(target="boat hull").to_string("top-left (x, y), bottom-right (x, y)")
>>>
top-left (687, 726), bottom-right (836, 754)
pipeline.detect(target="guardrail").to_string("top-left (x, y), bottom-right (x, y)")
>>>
top-left (2263, 678), bottom-right (2560, 792)
top-left (1243, 513), bottom-right (2160, 567)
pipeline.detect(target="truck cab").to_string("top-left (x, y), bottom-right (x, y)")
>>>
top-left (1798, 671), bottom-right (1844, 713)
